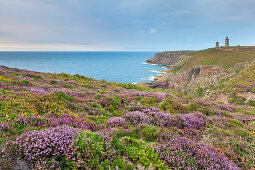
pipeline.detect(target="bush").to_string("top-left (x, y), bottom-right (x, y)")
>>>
top-left (194, 87), bottom-right (204, 97)
top-left (55, 92), bottom-right (75, 102)
top-left (155, 136), bottom-right (238, 169)
top-left (120, 137), bottom-right (168, 169)
top-left (107, 117), bottom-right (126, 127)
top-left (15, 126), bottom-right (79, 162)
top-left (125, 111), bottom-right (150, 125)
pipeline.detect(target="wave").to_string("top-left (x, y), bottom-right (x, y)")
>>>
top-left (148, 75), bottom-right (156, 81)
top-left (151, 70), bottom-right (161, 74)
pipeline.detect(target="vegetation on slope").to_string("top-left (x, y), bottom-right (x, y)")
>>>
top-left (208, 61), bottom-right (255, 106)
top-left (0, 66), bottom-right (254, 169)
top-left (226, 62), bottom-right (255, 91)
top-left (179, 46), bottom-right (255, 71)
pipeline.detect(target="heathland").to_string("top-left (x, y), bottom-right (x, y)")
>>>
top-left (0, 61), bottom-right (254, 169)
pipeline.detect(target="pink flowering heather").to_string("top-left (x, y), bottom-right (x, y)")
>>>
top-left (0, 122), bottom-right (10, 131)
top-left (155, 136), bottom-right (238, 170)
top-left (107, 117), bottom-right (126, 127)
top-left (176, 112), bottom-right (208, 130)
top-left (15, 125), bottom-right (79, 161)
top-left (46, 113), bottom-right (96, 131)
top-left (142, 108), bottom-right (172, 127)
top-left (125, 111), bottom-right (151, 125)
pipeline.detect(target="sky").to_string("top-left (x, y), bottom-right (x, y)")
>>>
top-left (0, 0), bottom-right (255, 51)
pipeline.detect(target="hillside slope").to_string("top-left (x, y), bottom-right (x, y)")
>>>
top-left (147, 46), bottom-right (255, 106)
top-left (0, 66), bottom-right (254, 169)
top-left (180, 46), bottom-right (255, 71)
top-left (211, 61), bottom-right (255, 105)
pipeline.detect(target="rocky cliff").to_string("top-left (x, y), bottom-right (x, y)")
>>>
top-left (146, 47), bottom-right (255, 106)
top-left (146, 50), bottom-right (193, 66)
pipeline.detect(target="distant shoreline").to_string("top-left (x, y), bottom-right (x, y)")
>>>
top-left (144, 61), bottom-right (168, 81)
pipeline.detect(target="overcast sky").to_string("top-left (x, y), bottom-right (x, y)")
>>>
top-left (0, 0), bottom-right (255, 51)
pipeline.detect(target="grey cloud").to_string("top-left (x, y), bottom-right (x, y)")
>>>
top-left (0, 0), bottom-right (255, 50)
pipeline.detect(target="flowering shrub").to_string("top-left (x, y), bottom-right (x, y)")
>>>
top-left (125, 111), bottom-right (151, 125)
top-left (46, 113), bottom-right (96, 131)
top-left (0, 122), bottom-right (10, 131)
top-left (155, 136), bottom-right (238, 169)
top-left (15, 126), bottom-right (79, 162)
top-left (175, 112), bottom-right (207, 130)
top-left (107, 117), bottom-right (126, 127)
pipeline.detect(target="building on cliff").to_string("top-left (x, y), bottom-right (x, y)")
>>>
top-left (225, 36), bottom-right (229, 47)
top-left (216, 42), bottom-right (219, 48)
top-left (215, 36), bottom-right (229, 48)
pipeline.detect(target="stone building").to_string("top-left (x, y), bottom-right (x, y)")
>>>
top-left (216, 42), bottom-right (219, 48)
top-left (225, 36), bottom-right (229, 47)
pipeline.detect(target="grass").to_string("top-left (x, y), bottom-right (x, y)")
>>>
top-left (179, 46), bottom-right (255, 71)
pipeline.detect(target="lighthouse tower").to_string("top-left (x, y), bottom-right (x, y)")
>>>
top-left (225, 36), bottom-right (229, 47)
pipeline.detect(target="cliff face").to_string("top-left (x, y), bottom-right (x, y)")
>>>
top-left (146, 47), bottom-right (255, 106)
top-left (147, 65), bottom-right (226, 93)
top-left (146, 51), bottom-right (193, 65)
top-left (148, 63), bottom-right (255, 105)
top-left (164, 65), bottom-right (228, 95)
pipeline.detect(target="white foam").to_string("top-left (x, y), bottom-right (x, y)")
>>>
top-left (148, 75), bottom-right (156, 81)
top-left (143, 61), bottom-right (159, 65)
top-left (151, 70), bottom-right (161, 74)
top-left (132, 82), bottom-right (138, 84)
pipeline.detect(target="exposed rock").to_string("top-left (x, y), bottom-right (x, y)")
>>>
top-left (214, 94), bottom-right (229, 104)
top-left (237, 92), bottom-right (255, 102)
top-left (146, 81), bottom-right (168, 89)
top-left (14, 159), bottom-right (30, 170)
top-left (163, 65), bottom-right (225, 92)
top-left (146, 51), bottom-right (193, 65)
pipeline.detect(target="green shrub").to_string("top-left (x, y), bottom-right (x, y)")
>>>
top-left (120, 137), bottom-right (168, 169)
top-left (55, 92), bottom-right (75, 102)
top-left (24, 73), bottom-right (41, 79)
top-left (247, 101), bottom-right (255, 107)
top-left (140, 125), bottom-right (160, 142)
top-left (194, 87), bottom-right (204, 97)
top-left (226, 119), bottom-right (244, 128)
top-left (159, 97), bottom-right (187, 113)
top-left (51, 80), bottom-right (57, 84)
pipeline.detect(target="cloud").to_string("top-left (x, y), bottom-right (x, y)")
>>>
top-left (0, 42), bottom-right (124, 51)
top-left (150, 28), bottom-right (157, 34)
top-left (0, 0), bottom-right (255, 51)
top-left (163, 10), bottom-right (191, 17)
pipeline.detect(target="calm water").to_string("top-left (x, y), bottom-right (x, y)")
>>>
top-left (0, 51), bottom-right (165, 83)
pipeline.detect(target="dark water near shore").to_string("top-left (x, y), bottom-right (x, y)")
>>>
top-left (0, 51), bottom-right (165, 83)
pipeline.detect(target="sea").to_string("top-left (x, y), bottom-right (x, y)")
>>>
top-left (0, 51), bottom-right (166, 83)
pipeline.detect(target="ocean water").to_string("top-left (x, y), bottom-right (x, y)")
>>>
top-left (0, 51), bottom-right (165, 83)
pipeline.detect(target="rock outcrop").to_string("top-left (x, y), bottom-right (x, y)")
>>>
top-left (146, 51), bottom-right (193, 66)
top-left (164, 65), bottom-right (225, 92)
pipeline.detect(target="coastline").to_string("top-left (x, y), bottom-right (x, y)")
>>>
top-left (135, 61), bottom-right (169, 87)
top-left (143, 61), bottom-right (169, 82)
top-left (141, 50), bottom-right (194, 84)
